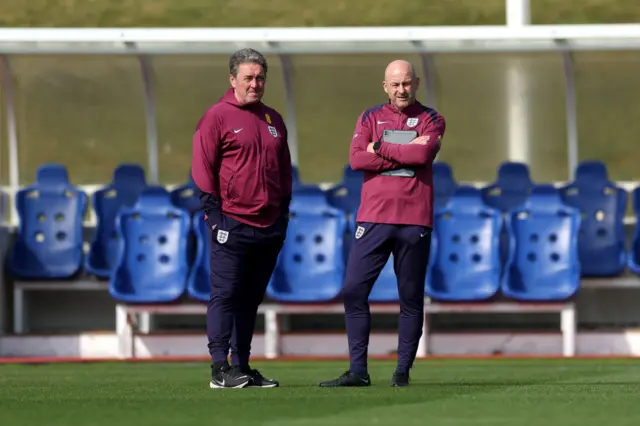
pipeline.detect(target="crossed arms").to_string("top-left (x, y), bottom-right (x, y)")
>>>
top-left (349, 112), bottom-right (446, 173)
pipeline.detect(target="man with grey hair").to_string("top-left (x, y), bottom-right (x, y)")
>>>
top-left (192, 48), bottom-right (292, 389)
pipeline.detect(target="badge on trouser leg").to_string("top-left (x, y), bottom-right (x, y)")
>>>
top-left (217, 230), bottom-right (229, 244)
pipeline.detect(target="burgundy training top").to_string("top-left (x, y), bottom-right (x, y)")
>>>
top-left (191, 88), bottom-right (292, 228)
top-left (350, 101), bottom-right (446, 228)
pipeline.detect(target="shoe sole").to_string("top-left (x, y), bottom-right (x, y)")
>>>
top-left (209, 380), bottom-right (250, 389)
top-left (247, 383), bottom-right (279, 388)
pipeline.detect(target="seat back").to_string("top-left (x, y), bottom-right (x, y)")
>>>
top-left (559, 160), bottom-right (627, 276)
top-left (109, 187), bottom-right (190, 303)
top-left (187, 210), bottom-right (213, 301)
top-left (481, 162), bottom-right (533, 212)
top-left (267, 191), bottom-right (346, 302)
top-left (502, 185), bottom-right (581, 301)
top-left (433, 162), bottom-right (457, 211)
top-left (170, 173), bottom-right (201, 214)
top-left (426, 186), bottom-right (502, 301)
top-left (86, 164), bottom-right (147, 276)
top-left (327, 165), bottom-right (363, 214)
top-left (9, 164), bottom-right (88, 278)
top-left (628, 187), bottom-right (640, 274)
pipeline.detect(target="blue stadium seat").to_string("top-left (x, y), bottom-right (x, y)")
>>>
top-left (170, 174), bottom-right (200, 214)
top-left (628, 187), bottom-right (640, 275)
top-left (187, 210), bottom-right (212, 302)
top-left (109, 186), bottom-right (190, 303)
top-left (327, 165), bottom-right (363, 215)
top-left (267, 189), bottom-right (347, 302)
top-left (7, 164), bottom-right (88, 279)
top-left (85, 164), bottom-right (147, 278)
top-left (433, 162), bottom-right (458, 211)
top-left (481, 162), bottom-right (533, 212)
top-left (559, 160), bottom-right (627, 276)
top-left (425, 186), bottom-right (502, 301)
top-left (481, 161), bottom-right (534, 268)
top-left (502, 185), bottom-right (581, 301)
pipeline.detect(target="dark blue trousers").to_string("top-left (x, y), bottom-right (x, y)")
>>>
top-left (206, 213), bottom-right (286, 367)
top-left (343, 222), bottom-right (431, 375)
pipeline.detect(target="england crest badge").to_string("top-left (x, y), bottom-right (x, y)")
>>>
top-left (268, 126), bottom-right (278, 137)
top-left (355, 226), bottom-right (365, 239)
top-left (406, 117), bottom-right (419, 127)
top-left (217, 230), bottom-right (229, 244)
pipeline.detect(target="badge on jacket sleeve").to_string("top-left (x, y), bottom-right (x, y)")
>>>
top-left (268, 126), bottom-right (278, 137)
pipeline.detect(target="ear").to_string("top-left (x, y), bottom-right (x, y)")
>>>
top-left (229, 73), bottom-right (237, 89)
top-left (382, 80), bottom-right (389, 95)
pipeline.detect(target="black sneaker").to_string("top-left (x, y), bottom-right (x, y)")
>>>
top-left (242, 367), bottom-right (279, 388)
top-left (391, 371), bottom-right (410, 387)
top-left (210, 364), bottom-right (251, 389)
top-left (319, 370), bottom-right (371, 387)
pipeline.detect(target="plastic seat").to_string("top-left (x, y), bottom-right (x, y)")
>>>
top-left (426, 186), bottom-right (502, 301)
top-left (628, 187), bottom-right (640, 275)
top-left (7, 164), bottom-right (88, 279)
top-left (187, 210), bottom-right (212, 302)
top-left (109, 187), bottom-right (190, 303)
top-left (481, 162), bottom-right (533, 212)
top-left (433, 162), bottom-right (458, 211)
top-left (267, 190), bottom-right (347, 302)
top-left (481, 162), bottom-right (534, 268)
top-left (501, 185), bottom-right (581, 301)
top-left (327, 165), bottom-right (363, 215)
top-left (170, 173), bottom-right (201, 214)
top-left (559, 160), bottom-right (627, 276)
top-left (85, 164), bottom-right (147, 277)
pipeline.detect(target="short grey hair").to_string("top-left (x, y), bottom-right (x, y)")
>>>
top-left (229, 48), bottom-right (268, 77)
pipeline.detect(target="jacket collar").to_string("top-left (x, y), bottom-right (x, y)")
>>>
top-left (383, 99), bottom-right (423, 116)
top-left (220, 88), bottom-right (263, 110)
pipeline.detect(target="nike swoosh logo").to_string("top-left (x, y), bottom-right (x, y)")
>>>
top-left (233, 128), bottom-right (243, 133)
top-left (377, 121), bottom-right (389, 125)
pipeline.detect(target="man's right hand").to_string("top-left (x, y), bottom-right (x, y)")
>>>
top-left (409, 135), bottom-right (430, 145)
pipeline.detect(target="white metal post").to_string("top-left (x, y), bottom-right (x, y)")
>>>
top-left (138, 54), bottom-right (159, 185)
top-left (560, 303), bottom-right (577, 357)
top-left (506, 0), bottom-right (531, 165)
top-left (561, 49), bottom-right (579, 178)
top-left (418, 52), bottom-right (437, 108)
top-left (0, 55), bottom-right (20, 224)
top-left (277, 53), bottom-right (299, 167)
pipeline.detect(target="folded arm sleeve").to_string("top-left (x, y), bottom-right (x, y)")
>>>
top-left (349, 112), bottom-right (401, 172)
top-left (376, 112), bottom-right (446, 166)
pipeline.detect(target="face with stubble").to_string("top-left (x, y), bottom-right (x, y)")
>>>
top-left (230, 62), bottom-right (266, 105)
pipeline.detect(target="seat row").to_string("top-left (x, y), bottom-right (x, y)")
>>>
top-left (95, 182), bottom-right (589, 303)
top-left (4, 160), bottom-right (640, 287)
top-left (3, 163), bottom-right (632, 303)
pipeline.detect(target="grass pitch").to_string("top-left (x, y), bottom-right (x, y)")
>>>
top-left (1, 358), bottom-right (639, 425)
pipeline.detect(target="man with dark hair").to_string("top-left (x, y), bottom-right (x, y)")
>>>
top-left (191, 48), bottom-right (292, 389)
top-left (319, 59), bottom-right (446, 388)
